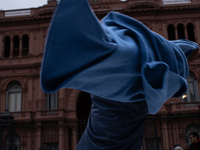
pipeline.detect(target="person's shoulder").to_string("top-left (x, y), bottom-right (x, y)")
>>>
top-left (189, 144), bottom-right (194, 150)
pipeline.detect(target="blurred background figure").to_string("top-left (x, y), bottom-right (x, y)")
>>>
top-left (184, 144), bottom-right (189, 150)
top-left (189, 132), bottom-right (200, 150)
top-left (175, 146), bottom-right (183, 150)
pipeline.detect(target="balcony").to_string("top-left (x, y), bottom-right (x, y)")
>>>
top-left (5, 9), bottom-right (31, 17)
top-left (162, 0), bottom-right (191, 5)
top-left (171, 101), bottom-right (200, 113)
top-left (35, 109), bottom-right (77, 121)
top-left (6, 111), bottom-right (32, 121)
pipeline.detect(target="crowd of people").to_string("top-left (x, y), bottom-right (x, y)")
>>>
top-left (174, 132), bottom-right (200, 150)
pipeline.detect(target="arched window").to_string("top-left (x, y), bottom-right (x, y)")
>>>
top-left (45, 92), bottom-right (58, 109)
top-left (4, 36), bottom-right (10, 58)
top-left (187, 23), bottom-right (195, 42)
top-left (182, 72), bottom-right (199, 102)
top-left (177, 23), bottom-right (185, 39)
top-left (185, 123), bottom-right (200, 145)
top-left (22, 34), bottom-right (29, 56)
top-left (13, 35), bottom-right (20, 57)
top-left (167, 24), bottom-right (176, 40)
top-left (4, 133), bottom-right (21, 150)
top-left (6, 81), bottom-right (22, 112)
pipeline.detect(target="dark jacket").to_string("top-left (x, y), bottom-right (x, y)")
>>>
top-left (189, 139), bottom-right (200, 150)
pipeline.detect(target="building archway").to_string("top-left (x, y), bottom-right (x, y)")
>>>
top-left (76, 92), bottom-right (92, 142)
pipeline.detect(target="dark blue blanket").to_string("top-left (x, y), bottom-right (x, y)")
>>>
top-left (76, 95), bottom-right (148, 150)
top-left (40, 0), bottom-right (198, 149)
top-left (40, 0), bottom-right (198, 114)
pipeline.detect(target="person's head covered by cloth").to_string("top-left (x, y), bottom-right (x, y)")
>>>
top-left (40, 0), bottom-right (199, 149)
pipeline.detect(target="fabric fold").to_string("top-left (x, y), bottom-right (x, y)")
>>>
top-left (40, 0), bottom-right (199, 114)
top-left (142, 61), bottom-right (188, 114)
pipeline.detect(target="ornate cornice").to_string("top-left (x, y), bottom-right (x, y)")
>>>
top-left (92, 1), bottom-right (200, 16)
top-left (124, 1), bottom-right (161, 11)
top-left (0, 6), bottom-right (55, 24)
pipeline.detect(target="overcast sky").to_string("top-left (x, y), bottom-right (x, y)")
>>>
top-left (0, 0), bottom-right (48, 10)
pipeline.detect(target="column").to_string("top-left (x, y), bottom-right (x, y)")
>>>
top-left (151, 20), bottom-right (157, 32)
top-left (162, 21), bottom-right (168, 39)
top-left (65, 127), bottom-right (69, 150)
top-left (19, 37), bottom-right (22, 57)
top-left (0, 33), bottom-right (2, 58)
top-left (10, 39), bottom-right (13, 57)
top-left (162, 119), bottom-right (170, 150)
top-left (29, 29), bottom-right (34, 55)
top-left (59, 88), bottom-right (65, 109)
top-left (36, 122), bottom-right (41, 150)
top-left (37, 29), bottom-right (40, 54)
top-left (1, 38), bottom-right (4, 57)
top-left (71, 123), bottom-right (77, 150)
top-left (195, 19), bottom-right (200, 43)
top-left (185, 27), bottom-right (188, 40)
top-left (27, 130), bottom-right (31, 150)
top-left (173, 122), bottom-right (178, 146)
top-left (37, 67), bottom-right (43, 110)
top-left (28, 76), bottom-right (33, 101)
top-left (1, 89), bottom-right (6, 111)
top-left (59, 121), bottom-right (64, 150)
top-left (22, 87), bottom-right (28, 111)
top-left (175, 27), bottom-right (178, 40)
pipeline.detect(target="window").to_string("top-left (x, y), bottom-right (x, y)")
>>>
top-left (22, 34), bottom-right (29, 56)
top-left (13, 35), bottom-right (20, 57)
top-left (177, 23), bottom-right (185, 39)
top-left (4, 36), bottom-right (10, 58)
top-left (6, 81), bottom-right (22, 112)
top-left (45, 92), bottom-right (58, 109)
top-left (187, 23), bottom-right (195, 42)
top-left (182, 72), bottom-right (199, 102)
top-left (4, 133), bottom-right (21, 150)
top-left (167, 24), bottom-right (176, 40)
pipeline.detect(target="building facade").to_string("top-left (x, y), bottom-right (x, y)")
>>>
top-left (0, 0), bottom-right (200, 149)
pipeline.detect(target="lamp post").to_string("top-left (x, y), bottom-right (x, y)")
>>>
top-left (0, 109), bottom-right (14, 150)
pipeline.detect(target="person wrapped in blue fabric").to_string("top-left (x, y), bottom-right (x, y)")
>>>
top-left (40, 0), bottom-right (199, 149)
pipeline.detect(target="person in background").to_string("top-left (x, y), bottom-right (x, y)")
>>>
top-left (184, 143), bottom-right (189, 150)
top-left (174, 144), bottom-right (181, 150)
top-left (189, 132), bottom-right (200, 150)
top-left (175, 146), bottom-right (183, 150)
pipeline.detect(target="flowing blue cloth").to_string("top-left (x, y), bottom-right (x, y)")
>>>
top-left (40, 0), bottom-right (198, 114)
top-left (40, 0), bottom-right (198, 149)
top-left (76, 95), bottom-right (148, 150)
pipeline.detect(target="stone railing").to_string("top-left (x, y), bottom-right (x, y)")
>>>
top-left (4, 9), bottom-right (31, 17)
top-left (171, 101), bottom-right (200, 112)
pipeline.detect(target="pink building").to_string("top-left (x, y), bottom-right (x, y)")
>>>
top-left (0, 0), bottom-right (200, 149)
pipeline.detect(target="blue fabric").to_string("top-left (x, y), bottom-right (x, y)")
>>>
top-left (76, 95), bottom-right (148, 150)
top-left (40, 0), bottom-right (199, 114)
top-left (40, 0), bottom-right (199, 149)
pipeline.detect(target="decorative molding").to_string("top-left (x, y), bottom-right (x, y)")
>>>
top-left (0, 77), bottom-right (8, 88)
top-left (59, 98), bottom-right (65, 109)
top-left (66, 89), bottom-right (80, 111)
